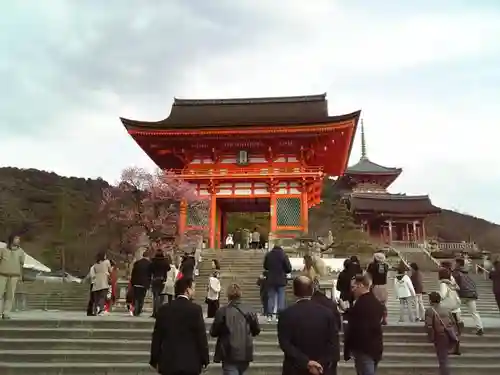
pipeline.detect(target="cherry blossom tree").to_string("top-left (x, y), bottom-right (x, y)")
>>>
top-left (99, 167), bottom-right (207, 259)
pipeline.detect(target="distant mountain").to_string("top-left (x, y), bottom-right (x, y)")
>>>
top-left (0, 167), bottom-right (498, 273)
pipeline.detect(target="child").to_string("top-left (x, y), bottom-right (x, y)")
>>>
top-left (425, 292), bottom-right (460, 375)
top-left (257, 271), bottom-right (269, 316)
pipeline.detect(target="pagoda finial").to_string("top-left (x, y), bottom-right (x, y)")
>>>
top-left (360, 118), bottom-right (367, 160)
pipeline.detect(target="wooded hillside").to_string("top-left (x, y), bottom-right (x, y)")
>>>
top-left (0, 167), bottom-right (499, 273)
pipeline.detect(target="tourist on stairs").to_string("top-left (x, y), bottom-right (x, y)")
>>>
top-left (425, 291), bottom-right (460, 375)
top-left (489, 260), bottom-right (500, 313)
top-left (161, 254), bottom-right (177, 305)
top-left (344, 274), bottom-right (384, 375)
top-left (104, 260), bottom-right (118, 314)
top-left (91, 251), bottom-right (112, 316)
top-left (180, 251), bottom-right (196, 280)
top-left (150, 249), bottom-right (170, 318)
top-left (366, 252), bottom-right (389, 325)
top-left (0, 233), bottom-right (25, 320)
top-left (452, 258), bottom-right (484, 335)
top-left (263, 244), bottom-right (292, 321)
top-left (394, 265), bottom-right (416, 322)
top-left (251, 228), bottom-right (260, 249)
top-left (278, 276), bottom-right (339, 375)
top-left (409, 262), bottom-right (425, 322)
top-left (437, 268), bottom-right (461, 354)
top-left (257, 270), bottom-right (269, 316)
top-left (150, 277), bottom-right (209, 375)
top-left (130, 251), bottom-right (152, 317)
top-left (210, 283), bottom-right (261, 375)
top-left (205, 270), bottom-right (221, 318)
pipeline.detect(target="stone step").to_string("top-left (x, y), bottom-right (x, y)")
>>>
top-left (0, 362), bottom-right (499, 375)
top-left (1, 338), bottom-right (498, 354)
top-left (0, 349), bottom-right (497, 364)
top-left (1, 325), bottom-right (498, 341)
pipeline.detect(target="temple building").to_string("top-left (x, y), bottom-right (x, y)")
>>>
top-left (335, 120), bottom-right (441, 244)
top-left (121, 94), bottom-right (360, 248)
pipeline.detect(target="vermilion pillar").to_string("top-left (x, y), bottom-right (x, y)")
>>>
top-left (209, 194), bottom-right (217, 249)
top-left (270, 194), bottom-right (277, 233)
top-left (178, 199), bottom-right (187, 241)
top-left (301, 189), bottom-right (309, 233)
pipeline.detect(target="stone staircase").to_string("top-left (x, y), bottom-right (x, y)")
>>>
top-left (195, 248), bottom-right (267, 310)
top-left (0, 316), bottom-right (499, 374)
top-left (391, 242), bottom-right (440, 271)
top-left (14, 281), bottom-right (89, 312)
top-left (386, 270), bottom-right (498, 318)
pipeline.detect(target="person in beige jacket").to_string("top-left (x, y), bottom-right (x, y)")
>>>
top-left (91, 251), bottom-right (112, 316)
top-left (0, 233), bottom-right (25, 319)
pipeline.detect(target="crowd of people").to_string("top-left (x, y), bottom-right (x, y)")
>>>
top-left (81, 242), bottom-right (500, 375)
top-left (85, 248), bottom-right (201, 317)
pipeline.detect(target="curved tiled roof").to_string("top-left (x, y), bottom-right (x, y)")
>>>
top-left (121, 94), bottom-right (361, 129)
top-left (346, 157), bottom-right (402, 175)
top-left (350, 193), bottom-right (441, 214)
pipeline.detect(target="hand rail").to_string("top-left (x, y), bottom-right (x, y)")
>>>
top-left (420, 244), bottom-right (441, 267)
top-left (474, 264), bottom-right (490, 280)
top-left (390, 246), bottom-right (410, 269)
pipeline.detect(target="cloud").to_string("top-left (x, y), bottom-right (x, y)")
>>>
top-left (1, 0), bottom-right (500, 221)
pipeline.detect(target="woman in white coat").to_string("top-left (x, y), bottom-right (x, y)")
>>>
top-left (394, 267), bottom-right (416, 322)
top-left (161, 254), bottom-right (177, 304)
top-left (206, 270), bottom-right (221, 318)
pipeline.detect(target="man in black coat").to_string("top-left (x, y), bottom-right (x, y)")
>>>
top-left (278, 276), bottom-right (339, 375)
top-left (150, 249), bottom-right (171, 318)
top-left (130, 252), bottom-right (152, 316)
top-left (150, 277), bottom-right (209, 375)
top-left (180, 251), bottom-right (196, 279)
top-left (263, 245), bottom-right (292, 320)
top-left (344, 274), bottom-right (384, 375)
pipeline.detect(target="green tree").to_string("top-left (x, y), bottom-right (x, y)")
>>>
top-left (310, 196), bottom-right (375, 256)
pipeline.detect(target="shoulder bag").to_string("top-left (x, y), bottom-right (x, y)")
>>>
top-left (431, 307), bottom-right (458, 344)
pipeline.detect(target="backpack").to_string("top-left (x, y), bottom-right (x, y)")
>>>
top-left (456, 272), bottom-right (478, 299)
top-left (440, 283), bottom-right (461, 311)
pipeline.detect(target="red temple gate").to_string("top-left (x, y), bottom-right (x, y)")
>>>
top-left (121, 94), bottom-right (360, 248)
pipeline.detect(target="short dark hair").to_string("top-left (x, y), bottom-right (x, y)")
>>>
top-left (410, 262), bottom-right (419, 271)
top-left (95, 251), bottom-right (106, 263)
top-left (441, 261), bottom-right (452, 269)
top-left (455, 258), bottom-right (465, 267)
top-left (212, 259), bottom-right (221, 270)
top-left (174, 277), bottom-right (193, 296)
top-left (438, 267), bottom-right (451, 280)
top-left (429, 291), bottom-right (441, 304)
top-left (352, 274), bottom-right (371, 288)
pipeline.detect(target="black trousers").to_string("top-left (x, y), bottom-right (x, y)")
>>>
top-left (86, 284), bottom-right (95, 316)
top-left (133, 286), bottom-right (147, 316)
top-left (206, 299), bottom-right (219, 318)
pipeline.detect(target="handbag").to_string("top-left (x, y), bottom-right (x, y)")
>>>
top-left (431, 308), bottom-right (458, 344)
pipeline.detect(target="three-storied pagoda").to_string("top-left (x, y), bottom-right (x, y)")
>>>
top-left (336, 120), bottom-right (440, 244)
top-left (121, 94), bottom-right (360, 248)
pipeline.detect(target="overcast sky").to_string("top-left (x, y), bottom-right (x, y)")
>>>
top-left (1, 1), bottom-right (500, 222)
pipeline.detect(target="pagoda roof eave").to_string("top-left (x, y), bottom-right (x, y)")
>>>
top-left (349, 193), bottom-right (441, 215)
top-left (345, 158), bottom-right (402, 176)
top-left (120, 111), bottom-right (361, 133)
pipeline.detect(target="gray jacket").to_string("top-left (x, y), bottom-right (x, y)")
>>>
top-left (209, 300), bottom-right (260, 363)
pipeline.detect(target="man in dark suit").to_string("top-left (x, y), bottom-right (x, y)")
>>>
top-left (263, 245), bottom-right (292, 320)
top-left (344, 274), bottom-right (384, 375)
top-left (278, 276), bottom-right (339, 375)
top-left (130, 252), bottom-right (152, 316)
top-left (150, 277), bottom-right (209, 375)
